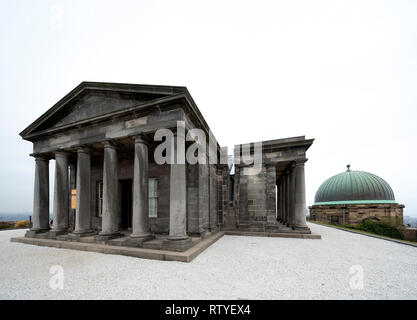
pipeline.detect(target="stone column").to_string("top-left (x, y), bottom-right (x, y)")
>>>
top-left (280, 179), bottom-right (284, 222)
top-left (281, 176), bottom-right (287, 224)
top-left (167, 131), bottom-right (189, 242)
top-left (130, 135), bottom-right (152, 240)
top-left (285, 171), bottom-right (290, 225)
top-left (70, 147), bottom-right (93, 237)
top-left (288, 164), bottom-right (296, 228)
top-left (276, 181), bottom-right (280, 221)
top-left (294, 159), bottom-right (309, 230)
top-left (97, 141), bottom-right (121, 240)
top-left (276, 180), bottom-right (279, 222)
top-left (279, 179), bottom-right (284, 222)
top-left (265, 164), bottom-right (277, 225)
top-left (68, 163), bottom-right (76, 230)
top-left (26, 156), bottom-right (50, 236)
top-left (49, 152), bottom-right (69, 236)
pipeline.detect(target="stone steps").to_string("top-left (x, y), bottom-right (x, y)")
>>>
top-left (223, 230), bottom-right (321, 239)
top-left (10, 231), bottom-right (225, 263)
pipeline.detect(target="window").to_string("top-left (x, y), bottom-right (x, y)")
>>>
top-left (331, 215), bottom-right (339, 224)
top-left (149, 178), bottom-right (158, 218)
top-left (97, 181), bottom-right (103, 217)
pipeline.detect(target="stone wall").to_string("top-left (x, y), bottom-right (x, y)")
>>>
top-left (400, 228), bottom-right (417, 241)
top-left (217, 165), bottom-right (229, 226)
top-left (186, 164), bottom-right (199, 234)
top-left (309, 203), bottom-right (404, 227)
top-left (198, 163), bottom-right (209, 233)
top-left (209, 164), bottom-right (218, 230)
top-left (265, 164), bottom-right (277, 224)
top-left (246, 165), bottom-right (267, 227)
top-left (187, 162), bottom-right (217, 236)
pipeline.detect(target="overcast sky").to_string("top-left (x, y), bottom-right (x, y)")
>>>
top-left (1, 0), bottom-right (416, 217)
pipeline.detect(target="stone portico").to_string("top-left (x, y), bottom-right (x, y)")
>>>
top-left (16, 82), bottom-right (319, 260)
top-left (224, 137), bottom-right (314, 234)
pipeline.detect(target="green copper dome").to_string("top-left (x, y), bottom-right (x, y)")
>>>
top-left (314, 165), bottom-right (396, 205)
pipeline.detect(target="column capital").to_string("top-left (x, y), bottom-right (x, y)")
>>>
top-left (103, 140), bottom-right (117, 149)
top-left (171, 126), bottom-right (186, 138)
top-left (30, 153), bottom-right (51, 162)
top-left (77, 146), bottom-right (91, 154)
top-left (132, 134), bottom-right (149, 145)
top-left (54, 151), bottom-right (70, 158)
top-left (295, 158), bottom-right (308, 166)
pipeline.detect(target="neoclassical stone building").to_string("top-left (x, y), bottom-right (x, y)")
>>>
top-left (309, 165), bottom-right (404, 227)
top-left (230, 137), bottom-right (313, 232)
top-left (19, 82), bottom-right (316, 255)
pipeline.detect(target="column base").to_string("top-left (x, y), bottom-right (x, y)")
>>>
top-left (95, 232), bottom-right (123, 242)
top-left (167, 234), bottom-right (189, 241)
top-left (125, 234), bottom-right (154, 248)
top-left (292, 225), bottom-right (311, 233)
top-left (47, 229), bottom-right (68, 239)
top-left (68, 230), bottom-right (96, 241)
top-left (130, 232), bottom-right (153, 239)
top-left (162, 237), bottom-right (193, 252)
top-left (25, 228), bottom-right (49, 238)
top-left (188, 231), bottom-right (207, 239)
top-left (208, 226), bottom-right (218, 233)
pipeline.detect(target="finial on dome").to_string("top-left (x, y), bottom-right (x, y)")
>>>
top-left (347, 164), bottom-right (351, 171)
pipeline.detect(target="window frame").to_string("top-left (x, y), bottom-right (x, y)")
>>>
top-left (148, 177), bottom-right (158, 218)
top-left (97, 181), bottom-right (103, 217)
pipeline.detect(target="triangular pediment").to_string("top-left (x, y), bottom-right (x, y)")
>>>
top-left (21, 82), bottom-right (188, 139)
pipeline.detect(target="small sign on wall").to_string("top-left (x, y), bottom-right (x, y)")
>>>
top-left (71, 189), bottom-right (76, 209)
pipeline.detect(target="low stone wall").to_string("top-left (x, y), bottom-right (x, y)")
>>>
top-left (309, 203), bottom-right (404, 227)
top-left (400, 228), bottom-right (417, 242)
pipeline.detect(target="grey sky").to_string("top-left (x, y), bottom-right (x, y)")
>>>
top-left (1, 0), bottom-right (416, 216)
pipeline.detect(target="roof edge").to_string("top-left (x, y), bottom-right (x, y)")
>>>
top-left (20, 81), bottom-right (188, 139)
top-left (313, 200), bottom-right (398, 205)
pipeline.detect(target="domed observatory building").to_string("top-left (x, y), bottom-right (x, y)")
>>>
top-left (309, 165), bottom-right (404, 227)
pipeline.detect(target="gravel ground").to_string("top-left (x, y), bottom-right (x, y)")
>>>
top-left (1, 223), bottom-right (417, 300)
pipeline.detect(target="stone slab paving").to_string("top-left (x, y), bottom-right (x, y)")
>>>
top-left (10, 232), bottom-right (221, 262)
top-left (1, 223), bottom-right (417, 299)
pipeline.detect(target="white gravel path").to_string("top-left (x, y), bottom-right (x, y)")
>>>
top-left (1, 223), bottom-right (416, 300)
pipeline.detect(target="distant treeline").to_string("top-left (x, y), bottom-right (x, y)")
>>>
top-left (0, 213), bottom-right (34, 222)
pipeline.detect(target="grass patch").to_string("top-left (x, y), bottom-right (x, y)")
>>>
top-left (309, 220), bottom-right (408, 242)
top-left (0, 222), bottom-right (11, 230)
top-left (355, 220), bottom-right (404, 240)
